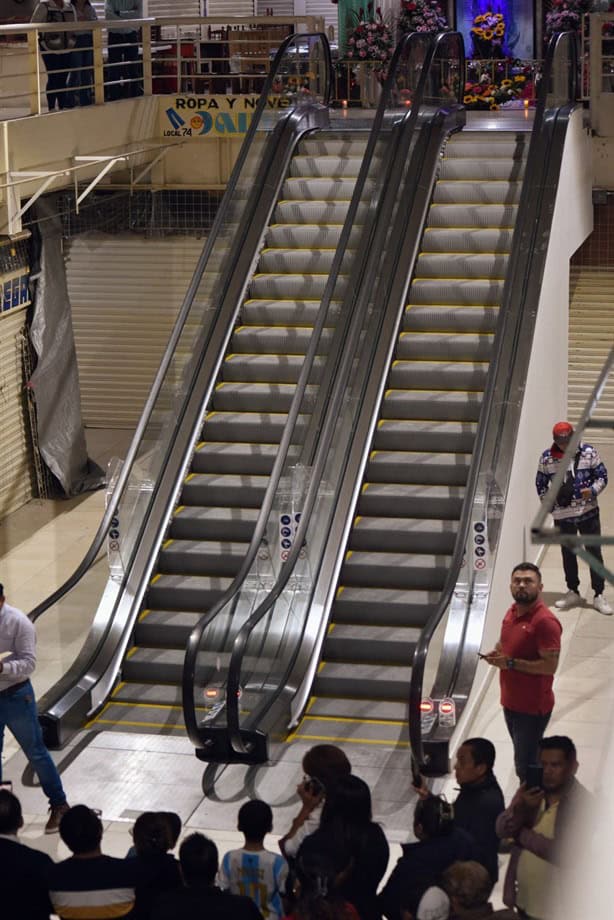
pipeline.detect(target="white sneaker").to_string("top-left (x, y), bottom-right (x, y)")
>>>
top-left (594, 594), bottom-right (613, 616)
top-left (555, 590), bottom-right (582, 610)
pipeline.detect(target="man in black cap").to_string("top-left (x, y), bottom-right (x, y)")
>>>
top-left (536, 421), bottom-right (611, 615)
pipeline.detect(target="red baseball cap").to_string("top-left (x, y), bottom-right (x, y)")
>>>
top-left (553, 421), bottom-right (573, 439)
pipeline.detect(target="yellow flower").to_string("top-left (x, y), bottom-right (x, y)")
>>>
top-left (495, 24), bottom-right (504, 35)
top-left (514, 75), bottom-right (526, 82)
top-left (501, 78), bottom-right (512, 87)
top-left (472, 27), bottom-right (485, 37)
top-left (495, 13), bottom-right (503, 20)
top-left (475, 14), bottom-right (485, 23)
top-left (490, 103), bottom-right (499, 110)
top-left (483, 29), bottom-right (494, 39)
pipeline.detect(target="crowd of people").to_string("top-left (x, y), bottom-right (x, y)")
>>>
top-left (31, 1), bottom-right (144, 111)
top-left (0, 735), bottom-right (589, 920)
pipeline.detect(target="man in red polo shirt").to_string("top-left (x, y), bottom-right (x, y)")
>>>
top-left (484, 563), bottom-right (562, 782)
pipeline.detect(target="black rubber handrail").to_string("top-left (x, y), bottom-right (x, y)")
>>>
top-left (408, 31), bottom-right (580, 768)
top-left (27, 32), bottom-right (332, 627)
top-left (214, 31), bottom-right (464, 756)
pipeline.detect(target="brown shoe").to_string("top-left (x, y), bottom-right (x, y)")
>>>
top-left (45, 802), bottom-right (70, 834)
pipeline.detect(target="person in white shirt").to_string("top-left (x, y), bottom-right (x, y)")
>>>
top-left (30, 0), bottom-right (78, 110)
top-left (0, 584), bottom-right (69, 833)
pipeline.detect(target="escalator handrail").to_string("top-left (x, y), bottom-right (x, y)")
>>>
top-left (217, 31), bottom-right (464, 754)
top-left (181, 29), bottom-right (441, 750)
top-left (408, 31), bottom-right (580, 767)
top-left (28, 32), bottom-right (332, 626)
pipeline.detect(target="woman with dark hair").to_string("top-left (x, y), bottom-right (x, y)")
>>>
top-left (299, 775), bottom-right (389, 920)
top-left (128, 811), bottom-right (182, 920)
top-left (283, 836), bottom-right (359, 920)
top-left (378, 796), bottom-right (476, 920)
top-left (279, 744), bottom-right (351, 860)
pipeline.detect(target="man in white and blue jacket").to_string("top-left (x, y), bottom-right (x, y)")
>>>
top-left (536, 420), bottom-right (611, 615)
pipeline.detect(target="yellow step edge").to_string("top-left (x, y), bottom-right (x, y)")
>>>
top-left (162, 539), bottom-right (173, 549)
top-left (174, 505), bottom-right (185, 515)
top-left (399, 330), bottom-right (492, 337)
top-left (413, 276), bottom-right (505, 282)
top-left (423, 226), bottom-right (515, 231)
top-left (302, 713), bottom-right (406, 727)
top-left (138, 609), bottom-right (151, 622)
top-left (150, 573), bottom-right (161, 585)
top-left (125, 646), bottom-right (138, 659)
top-left (87, 719), bottom-right (186, 730)
top-left (287, 732), bottom-right (409, 747)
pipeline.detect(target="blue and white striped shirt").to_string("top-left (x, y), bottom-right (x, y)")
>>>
top-left (219, 847), bottom-right (288, 920)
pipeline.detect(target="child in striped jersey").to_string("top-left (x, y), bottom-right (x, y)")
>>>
top-left (220, 799), bottom-right (288, 920)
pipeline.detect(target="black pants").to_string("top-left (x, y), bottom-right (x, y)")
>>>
top-left (557, 509), bottom-right (605, 595)
top-left (71, 33), bottom-right (94, 106)
top-left (107, 31), bottom-right (143, 99)
top-left (504, 707), bottom-right (551, 782)
top-left (42, 50), bottom-right (75, 110)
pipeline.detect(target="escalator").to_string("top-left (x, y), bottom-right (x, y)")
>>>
top-left (292, 127), bottom-right (529, 746)
top-left (182, 31), bottom-right (583, 770)
top-left (91, 130), bottom-right (372, 734)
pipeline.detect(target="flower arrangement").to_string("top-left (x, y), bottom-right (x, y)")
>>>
top-left (471, 10), bottom-right (506, 59)
top-left (398, 0), bottom-right (449, 35)
top-left (463, 64), bottom-right (534, 110)
top-left (544, 0), bottom-right (590, 41)
top-left (345, 3), bottom-right (394, 77)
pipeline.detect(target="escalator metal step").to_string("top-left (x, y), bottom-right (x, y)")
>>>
top-left (312, 672), bottom-right (411, 702)
top-left (222, 354), bottom-right (324, 384)
top-left (439, 159), bottom-right (525, 181)
top-left (422, 228), bottom-right (514, 252)
top-left (404, 305), bottom-right (498, 332)
top-left (397, 332), bottom-right (494, 360)
top-left (212, 381), bottom-right (308, 414)
top-left (289, 155), bottom-right (365, 178)
top-left (273, 200), bottom-right (356, 224)
top-left (171, 506), bottom-right (258, 542)
top-left (249, 273), bottom-right (348, 301)
top-left (202, 411), bottom-right (307, 444)
top-left (332, 586), bottom-right (438, 626)
top-left (281, 177), bottom-right (360, 201)
top-left (191, 442), bottom-right (280, 475)
top-left (427, 203), bottom-right (518, 228)
top-left (357, 482), bottom-right (464, 518)
top-left (350, 516), bottom-right (457, 554)
top-left (381, 389), bottom-right (483, 421)
top-left (231, 326), bottom-right (332, 356)
top-left (389, 360), bottom-right (489, 391)
top-left (181, 473), bottom-right (268, 507)
top-left (416, 253), bottom-right (509, 278)
top-left (409, 279), bottom-right (504, 306)
top-left (306, 696), bottom-right (410, 722)
top-left (373, 419), bottom-right (477, 452)
top-left (146, 573), bottom-right (232, 612)
top-left (265, 224), bottom-right (361, 249)
top-left (159, 540), bottom-right (247, 577)
top-left (322, 635), bottom-right (416, 665)
top-left (366, 450), bottom-right (470, 486)
top-left (433, 181), bottom-right (522, 205)
top-left (242, 299), bottom-right (341, 325)
top-left (340, 552), bottom-right (448, 590)
top-left (258, 248), bottom-right (339, 273)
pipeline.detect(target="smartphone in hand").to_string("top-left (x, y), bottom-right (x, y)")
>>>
top-left (525, 764), bottom-right (544, 789)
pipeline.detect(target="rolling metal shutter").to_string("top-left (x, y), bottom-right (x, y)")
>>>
top-left (304, 0), bottom-right (338, 36)
top-left (66, 234), bottom-right (203, 428)
top-left (0, 299), bottom-right (34, 517)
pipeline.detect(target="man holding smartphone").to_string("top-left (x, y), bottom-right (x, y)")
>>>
top-left (495, 735), bottom-right (590, 920)
top-left (482, 563), bottom-right (561, 782)
top-left (0, 584), bottom-right (70, 833)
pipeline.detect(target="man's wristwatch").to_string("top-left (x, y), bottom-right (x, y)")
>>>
top-left (506, 658), bottom-right (515, 670)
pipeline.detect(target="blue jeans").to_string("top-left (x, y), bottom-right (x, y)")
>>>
top-left (504, 707), bottom-right (551, 782)
top-left (0, 680), bottom-right (66, 807)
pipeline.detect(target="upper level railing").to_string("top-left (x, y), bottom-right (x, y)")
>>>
top-left (0, 14), bottom-right (325, 116)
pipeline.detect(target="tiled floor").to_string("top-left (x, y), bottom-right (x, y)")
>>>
top-left (1, 429), bottom-right (613, 900)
